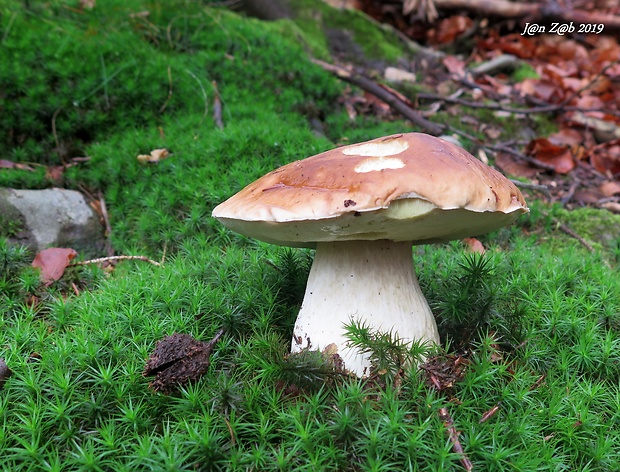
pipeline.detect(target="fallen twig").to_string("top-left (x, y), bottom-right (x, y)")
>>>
top-left (510, 179), bottom-right (551, 198)
top-left (551, 217), bottom-right (594, 253)
top-left (560, 180), bottom-right (581, 207)
top-left (427, 0), bottom-right (620, 32)
top-left (51, 108), bottom-right (67, 166)
top-left (311, 58), bottom-right (445, 136)
top-left (212, 80), bottom-right (224, 129)
top-left (438, 407), bottom-right (474, 471)
top-left (479, 402), bottom-right (501, 423)
top-left (159, 65), bottom-right (173, 113)
top-left (418, 92), bottom-right (620, 118)
top-left (71, 255), bottom-right (161, 267)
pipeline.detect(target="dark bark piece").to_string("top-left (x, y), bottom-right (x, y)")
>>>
top-left (144, 330), bottom-right (224, 394)
top-left (312, 58), bottom-right (446, 136)
top-left (0, 358), bottom-right (12, 390)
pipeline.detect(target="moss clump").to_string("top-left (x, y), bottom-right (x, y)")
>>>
top-left (290, 0), bottom-right (405, 63)
top-left (0, 1), bottom-right (341, 171)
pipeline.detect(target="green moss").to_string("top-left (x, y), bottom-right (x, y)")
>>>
top-left (289, 0), bottom-right (404, 62)
top-left (555, 206), bottom-right (620, 250)
top-left (512, 63), bottom-right (540, 82)
top-left (2, 2), bottom-right (620, 470)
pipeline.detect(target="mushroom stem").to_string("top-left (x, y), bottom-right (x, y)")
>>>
top-left (291, 240), bottom-right (440, 376)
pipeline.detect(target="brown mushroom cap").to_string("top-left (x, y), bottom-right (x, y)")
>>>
top-left (212, 133), bottom-right (528, 247)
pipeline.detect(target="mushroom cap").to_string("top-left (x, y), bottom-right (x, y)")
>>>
top-left (212, 133), bottom-right (528, 247)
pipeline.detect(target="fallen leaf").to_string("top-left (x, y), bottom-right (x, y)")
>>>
top-left (526, 138), bottom-right (575, 174)
top-left (601, 202), bottom-right (620, 213)
top-left (590, 140), bottom-right (620, 174)
top-left (442, 55), bottom-right (466, 77)
top-left (137, 148), bottom-right (170, 164)
top-left (463, 237), bottom-right (485, 254)
top-left (45, 165), bottom-right (65, 183)
top-left (32, 248), bottom-right (78, 286)
top-left (494, 152), bottom-right (539, 178)
top-left (548, 128), bottom-right (583, 147)
top-left (432, 15), bottom-right (472, 45)
top-left (574, 188), bottom-right (603, 204)
top-left (600, 181), bottom-right (620, 197)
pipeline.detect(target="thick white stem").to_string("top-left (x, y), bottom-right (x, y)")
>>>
top-left (291, 240), bottom-right (440, 376)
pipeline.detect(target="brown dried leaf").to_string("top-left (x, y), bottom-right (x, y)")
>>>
top-left (144, 330), bottom-right (223, 394)
top-left (601, 202), bottom-right (620, 213)
top-left (45, 165), bottom-right (65, 183)
top-left (526, 138), bottom-right (575, 174)
top-left (32, 248), bottom-right (78, 286)
top-left (432, 15), bottom-right (472, 45)
top-left (463, 237), bottom-right (485, 254)
top-left (137, 148), bottom-right (170, 164)
top-left (442, 55), bottom-right (466, 77)
top-left (495, 151), bottom-right (539, 178)
top-left (600, 181), bottom-right (620, 197)
top-left (590, 140), bottom-right (620, 174)
top-left (548, 128), bottom-right (583, 147)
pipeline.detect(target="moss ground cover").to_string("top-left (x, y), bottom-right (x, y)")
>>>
top-left (1, 1), bottom-right (620, 470)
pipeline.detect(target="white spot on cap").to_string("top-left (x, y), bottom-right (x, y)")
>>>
top-left (355, 157), bottom-right (405, 173)
top-left (342, 138), bottom-right (409, 157)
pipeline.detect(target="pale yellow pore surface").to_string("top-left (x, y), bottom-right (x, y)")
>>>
top-left (212, 133), bottom-right (528, 247)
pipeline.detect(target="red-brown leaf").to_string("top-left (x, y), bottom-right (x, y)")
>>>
top-left (463, 238), bottom-right (485, 254)
top-left (590, 140), bottom-right (620, 174)
top-left (527, 138), bottom-right (575, 174)
top-left (32, 248), bottom-right (78, 286)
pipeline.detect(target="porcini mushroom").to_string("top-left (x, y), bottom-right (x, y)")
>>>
top-left (212, 133), bottom-right (528, 376)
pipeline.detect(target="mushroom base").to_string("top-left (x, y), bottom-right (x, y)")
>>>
top-left (291, 240), bottom-right (440, 377)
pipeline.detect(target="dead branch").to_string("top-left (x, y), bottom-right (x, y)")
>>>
top-left (159, 65), bottom-right (173, 113)
top-left (479, 402), bottom-right (501, 423)
top-left (311, 58), bottom-right (446, 136)
top-left (510, 179), bottom-right (551, 197)
top-left (551, 217), bottom-right (595, 253)
top-left (417, 92), bottom-right (620, 118)
top-left (429, 0), bottom-right (620, 32)
top-left (71, 255), bottom-right (161, 267)
top-left (438, 407), bottom-right (474, 471)
top-left (212, 80), bottom-right (224, 129)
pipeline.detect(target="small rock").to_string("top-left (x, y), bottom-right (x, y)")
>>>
top-left (384, 67), bottom-right (417, 84)
top-left (0, 188), bottom-right (105, 257)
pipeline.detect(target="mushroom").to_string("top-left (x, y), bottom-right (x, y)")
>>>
top-left (212, 133), bottom-right (528, 376)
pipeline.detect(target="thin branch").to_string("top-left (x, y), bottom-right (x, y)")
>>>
top-left (71, 255), bottom-right (161, 267)
top-left (560, 180), bottom-right (581, 206)
top-left (311, 58), bottom-right (445, 136)
top-left (212, 80), bottom-right (224, 129)
top-left (51, 108), bottom-right (67, 166)
top-left (418, 92), bottom-right (620, 118)
top-left (438, 407), bottom-right (473, 471)
top-left (184, 69), bottom-right (209, 126)
top-left (160, 65), bottom-right (173, 113)
top-left (443, 60), bottom-right (620, 118)
top-left (510, 179), bottom-right (551, 197)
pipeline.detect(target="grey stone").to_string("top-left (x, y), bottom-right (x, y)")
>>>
top-left (0, 188), bottom-right (106, 257)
